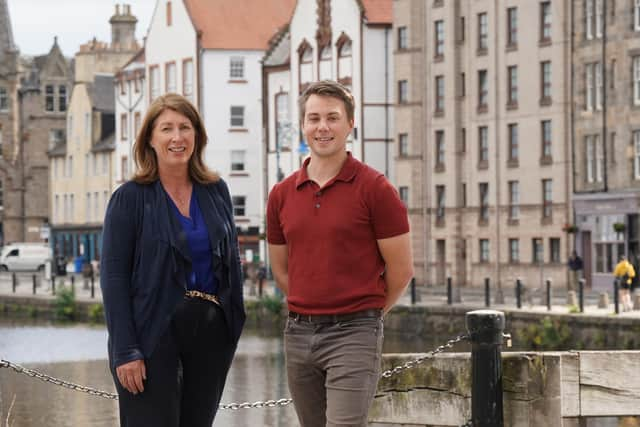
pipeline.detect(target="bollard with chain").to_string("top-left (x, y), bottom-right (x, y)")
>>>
top-left (447, 276), bottom-right (453, 305)
top-left (466, 310), bottom-right (506, 427)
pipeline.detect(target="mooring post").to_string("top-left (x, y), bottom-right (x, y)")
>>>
top-left (90, 275), bottom-right (95, 299)
top-left (484, 278), bottom-right (490, 308)
top-left (32, 274), bottom-right (37, 295)
top-left (12, 273), bottom-right (17, 293)
top-left (410, 277), bottom-right (416, 305)
top-left (71, 275), bottom-right (75, 294)
top-left (546, 279), bottom-right (552, 311)
top-left (516, 278), bottom-right (522, 309)
top-left (447, 276), bottom-right (452, 305)
top-left (578, 278), bottom-right (585, 313)
top-left (614, 278), bottom-right (619, 315)
top-left (466, 310), bottom-right (505, 427)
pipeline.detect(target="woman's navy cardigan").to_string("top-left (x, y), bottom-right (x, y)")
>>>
top-left (100, 179), bottom-right (246, 369)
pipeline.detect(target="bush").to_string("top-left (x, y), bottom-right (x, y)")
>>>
top-left (517, 316), bottom-right (572, 350)
top-left (88, 303), bottom-right (105, 324)
top-left (54, 285), bottom-right (76, 321)
top-left (260, 294), bottom-right (284, 316)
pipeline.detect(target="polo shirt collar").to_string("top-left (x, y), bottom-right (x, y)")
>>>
top-left (295, 151), bottom-right (359, 189)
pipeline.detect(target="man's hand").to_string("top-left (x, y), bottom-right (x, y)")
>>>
top-left (116, 359), bottom-right (146, 394)
top-left (377, 232), bottom-right (414, 314)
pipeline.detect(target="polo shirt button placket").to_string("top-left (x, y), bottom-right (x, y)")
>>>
top-left (315, 190), bottom-right (322, 209)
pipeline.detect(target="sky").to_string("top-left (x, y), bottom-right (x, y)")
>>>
top-left (7, 0), bottom-right (156, 57)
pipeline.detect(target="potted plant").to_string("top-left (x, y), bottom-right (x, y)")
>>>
top-left (562, 223), bottom-right (578, 233)
top-left (613, 222), bottom-right (626, 233)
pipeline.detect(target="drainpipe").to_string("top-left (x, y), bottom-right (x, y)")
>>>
top-left (18, 88), bottom-right (26, 241)
top-left (601, 0), bottom-right (608, 192)
top-left (384, 26), bottom-right (389, 177)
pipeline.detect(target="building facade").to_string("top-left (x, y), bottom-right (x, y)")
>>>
top-left (572, 0), bottom-right (640, 290)
top-left (396, 1), bottom-right (573, 290)
top-left (0, 0), bottom-right (73, 246)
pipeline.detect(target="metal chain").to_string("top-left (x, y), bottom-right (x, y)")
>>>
top-left (380, 333), bottom-right (470, 378)
top-left (1, 333), bottom-right (470, 409)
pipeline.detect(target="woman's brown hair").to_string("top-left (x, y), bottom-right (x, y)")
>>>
top-left (132, 93), bottom-right (219, 184)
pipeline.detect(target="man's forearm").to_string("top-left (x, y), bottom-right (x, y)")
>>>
top-left (273, 272), bottom-right (289, 296)
top-left (383, 269), bottom-right (413, 314)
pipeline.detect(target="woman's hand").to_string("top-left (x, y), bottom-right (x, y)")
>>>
top-left (116, 359), bottom-right (147, 394)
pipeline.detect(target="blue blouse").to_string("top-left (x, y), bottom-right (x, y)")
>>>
top-left (168, 192), bottom-right (219, 295)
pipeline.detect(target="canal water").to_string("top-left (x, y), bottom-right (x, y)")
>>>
top-left (0, 319), bottom-right (629, 426)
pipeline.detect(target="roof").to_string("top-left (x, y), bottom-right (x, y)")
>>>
top-left (360, 0), bottom-right (392, 24)
top-left (184, 0), bottom-right (296, 50)
top-left (263, 26), bottom-right (290, 67)
top-left (92, 133), bottom-right (115, 153)
top-left (87, 74), bottom-right (116, 112)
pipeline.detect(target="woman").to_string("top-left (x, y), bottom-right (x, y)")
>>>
top-left (100, 93), bottom-right (246, 426)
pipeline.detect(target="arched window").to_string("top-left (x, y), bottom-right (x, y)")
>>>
top-left (318, 45), bottom-right (332, 80)
top-left (298, 41), bottom-right (314, 93)
top-left (336, 34), bottom-right (352, 89)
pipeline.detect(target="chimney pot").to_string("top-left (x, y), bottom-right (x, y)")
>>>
top-left (115, 4), bottom-right (120, 15)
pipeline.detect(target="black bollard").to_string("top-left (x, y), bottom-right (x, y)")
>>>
top-left (447, 276), bottom-right (452, 305)
top-left (516, 279), bottom-right (522, 309)
top-left (52, 277), bottom-right (56, 296)
top-left (546, 279), bottom-right (552, 311)
top-left (578, 278), bottom-right (585, 313)
top-left (32, 274), bottom-right (37, 295)
top-left (258, 279), bottom-right (264, 298)
top-left (71, 275), bottom-right (75, 294)
top-left (90, 275), bottom-right (95, 299)
top-left (484, 278), bottom-right (490, 307)
top-left (466, 310), bottom-right (505, 427)
top-left (614, 278), bottom-right (619, 314)
top-left (410, 277), bottom-right (416, 305)
top-left (12, 273), bottom-right (17, 293)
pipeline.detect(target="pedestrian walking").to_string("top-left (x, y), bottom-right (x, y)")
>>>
top-left (267, 80), bottom-right (414, 427)
top-left (614, 254), bottom-right (636, 312)
top-left (567, 250), bottom-right (583, 291)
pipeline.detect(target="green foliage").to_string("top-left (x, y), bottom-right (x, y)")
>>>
top-left (88, 303), bottom-right (105, 324)
top-left (260, 294), bottom-right (284, 316)
top-left (567, 304), bottom-right (580, 314)
top-left (54, 285), bottom-right (76, 321)
top-left (516, 316), bottom-right (573, 350)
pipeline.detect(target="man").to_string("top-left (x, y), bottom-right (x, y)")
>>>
top-left (567, 250), bottom-right (583, 291)
top-left (267, 80), bottom-right (414, 427)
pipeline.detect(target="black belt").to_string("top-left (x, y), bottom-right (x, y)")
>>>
top-left (288, 308), bottom-right (382, 323)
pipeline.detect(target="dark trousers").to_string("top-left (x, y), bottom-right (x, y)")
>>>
top-left (112, 298), bottom-right (236, 427)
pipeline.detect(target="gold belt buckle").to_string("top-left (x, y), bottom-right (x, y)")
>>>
top-left (185, 290), bottom-right (220, 306)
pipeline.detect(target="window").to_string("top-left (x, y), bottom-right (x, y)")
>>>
top-left (550, 238), bottom-right (561, 263)
top-left (461, 183), bottom-right (467, 207)
top-left (461, 127), bottom-right (466, 153)
top-left (231, 150), bottom-right (246, 172)
top-left (532, 238), bottom-right (544, 263)
top-left (398, 133), bottom-right (409, 157)
top-left (586, 135), bottom-right (594, 183)
top-left (459, 16), bottom-right (465, 43)
top-left (149, 65), bottom-right (160, 101)
top-left (509, 239), bottom-right (519, 263)
top-left (299, 44), bottom-right (314, 89)
top-left (595, 62), bottom-right (602, 109)
top-left (479, 182), bottom-right (489, 221)
top-left (507, 7), bottom-right (517, 46)
top-left (478, 12), bottom-right (488, 52)
top-left (634, 57), bottom-right (640, 106)
top-left (45, 85), bottom-right (54, 111)
top-left (58, 86), bottom-right (67, 111)
top-left (595, 0), bottom-right (603, 38)
top-left (542, 179), bottom-right (552, 218)
top-left (49, 129), bottom-right (64, 150)
top-left (541, 61), bottom-right (551, 102)
top-left (166, 1), bottom-right (172, 26)
top-left (398, 80), bottom-right (408, 104)
top-left (230, 57), bottom-right (245, 79)
top-left (509, 181), bottom-right (519, 219)
top-left (182, 59), bottom-right (194, 101)
top-left (318, 46), bottom-right (332, 80)
top-left (636, 0), bottom-right (640, 31)
top-left (541, 120), bottom-right (552, 158)
top-left (275, 93), bottom-right (290, 149)
top-left (165, 62), bottom-right (176, 93)
top-left (479, 239), bottom-right (490, 262)
top-left (434, 21), bottom-right (444, 57)
top-left (460, 72), bottom-right (466, 97)
top-left (507, 65), bottom-right (518, 105)
top-left (134, 112), bottom-right (141, 138)
top-left (478, 126), bottom-right (488, 163)
top-left (595, 135), bottom-right (603, 182)
top-left (121, 156), bottom-right (128, 181)
top-left (0, 87), bottom-right (7, 112)
top-left (436, 185), bottom-right (445, 219)
top-left (540, 2), bottom-right (551, 41)
top-left (232, 196), bottom-right (246, 217)
top-left (337, 38), bottom-right (352, 87)
top-left (586, 0), bottom-right (604, 39)
top-left (435, 75), bottom-right (444, 113)
top-left (435, 130), bottom-right (445, 166)
top-left (586, 0), bottom-right (594, 39)
top-left (508, 123), bottom-right (518, 161)
top-left (478, 70), bottom-right (488, 108)
top-left (398, 26), bottom-right (408, 50)
top-left (399, 186), bottom-right (409, 205)
top-left (230, 106), bottom-right (244, 127)
top-left (120, 113), bottom-right (128, 140)
top-left (634, 131), bottom-right (640, 179)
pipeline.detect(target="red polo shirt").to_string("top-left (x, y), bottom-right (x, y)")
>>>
top-left (267, 153), bottom-right (409, 314)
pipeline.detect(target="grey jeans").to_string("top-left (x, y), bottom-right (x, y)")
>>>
top-left (284, 315), bottom-right (384, 427)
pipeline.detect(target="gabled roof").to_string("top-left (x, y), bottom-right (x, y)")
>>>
top-left (184, 0), bottom-right (296, 50)
top-left (360, 0), bottom-right (392, 25)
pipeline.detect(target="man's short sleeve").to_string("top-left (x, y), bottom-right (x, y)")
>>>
top-left (370, 175), bottom-right (410, 239)
top-left (267, 183), bottom-right (287, 244)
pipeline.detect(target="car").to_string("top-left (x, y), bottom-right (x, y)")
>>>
top-left (0, 243), bottom-right (52, 272)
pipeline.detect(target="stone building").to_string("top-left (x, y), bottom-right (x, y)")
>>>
top-left (394, 1), bottom-right (573, 290)
top-left (0, 0), bottom-right (73, 246)
top-left (572, 0), bottom-right (640, 290)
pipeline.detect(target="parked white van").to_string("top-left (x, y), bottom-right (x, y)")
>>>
top-left (0, 243), bottom-right (52, 272)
